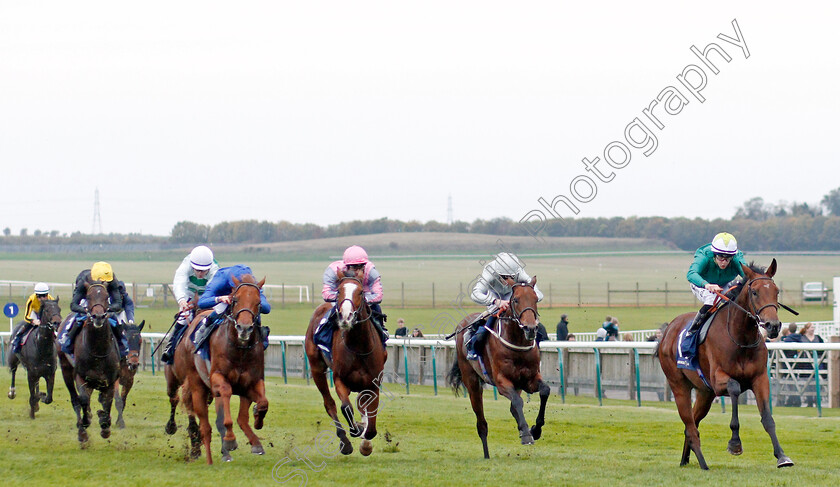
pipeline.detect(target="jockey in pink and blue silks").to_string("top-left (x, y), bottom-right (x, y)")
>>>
top-left (317, 246), bottom-right (388, 346)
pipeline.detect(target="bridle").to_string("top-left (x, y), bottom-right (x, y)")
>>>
top-left (723, 276), bottom-right (779, 348)
top-left (85, 283), bottom-right (111, 329)
top-left (488, 282), bottom-right (540, 352)
top-left (337, 277), bottom-right (374, 356)
top-left (224, 281), bottom-right (262, 349)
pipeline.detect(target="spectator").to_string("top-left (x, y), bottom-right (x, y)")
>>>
top-left (800, 322), bottom-right (825, 408)
top-left (646, 328), bottom-right (663, 342)
top-left (567, 333), bottom-right (577, 341)
top-left (536, 322), bottom-right (549, 346)
top-left (782, 324), bottom-right (802, 343)
top-left (622, 332), bottom-right (634, 342)
top-left (394, 318), bottom-right (408, 337)
top-left (556, 314), bottom-right (569, 341)
top-left (595, 328), bottom-right (607, 342)
top-left (410, 328), bottom-right (424, 338)
top-left (603, 316), bottom-right (619, 340)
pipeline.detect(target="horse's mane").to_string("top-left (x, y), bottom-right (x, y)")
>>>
top-left (725, 261), bottom-right (768, 299)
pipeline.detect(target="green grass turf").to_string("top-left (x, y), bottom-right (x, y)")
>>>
top-left (1, 370), bottom-right (839, 486)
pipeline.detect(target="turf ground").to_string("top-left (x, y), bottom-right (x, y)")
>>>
top-left (2, 371), bottom-right (839, 487)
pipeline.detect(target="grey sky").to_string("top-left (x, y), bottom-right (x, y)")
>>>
top-left (1, 1), bottom-right (837, 236)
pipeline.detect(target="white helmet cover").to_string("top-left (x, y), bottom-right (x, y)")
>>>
top-left (34, 282), bottom-right (50, 295)
top-left (189, 245), bottom-right (214, 271)
top-left (711, 232), bottom-right (738, 255)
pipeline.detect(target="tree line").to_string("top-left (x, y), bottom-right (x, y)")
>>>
top-left (4, 189), bottom-right (840, 252)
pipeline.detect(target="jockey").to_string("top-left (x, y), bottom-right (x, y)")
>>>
top-left (160, 245), bottom-right (219, 364)
top-left (59, 262), bottom-right (130, 358)
top-left (466, 252), bottom-right (543, 360)
top-left (680, 232), bottom-right (747, 363)
top-left (10, 282), bottom-right (54, 354)
top-left (192, 264), bottom-right (271, 351)
top-left (319, 245), bottom-right (388, 344)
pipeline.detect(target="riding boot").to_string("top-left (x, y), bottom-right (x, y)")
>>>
top-left (685, 305), bottom-right (713, 337)
top-left (114, 321), bottom-right (129, 359)
top-left (161, 323), bottom-right (186, 364)
top-left (61, 318), bottom-right (84, 355)
top-left (10, 325), bottom-right (29, 354)
top-left (369, 304), bottom-right (389, 344)
top-left (260, 325), bottom-right (270, 350)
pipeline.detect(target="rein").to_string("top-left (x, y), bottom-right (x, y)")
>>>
top-left (487, 282), bottom-right (540, 352)
top-left (225, 281), bottom-right (262, 349)
top-left (337, 277), bottom-right (375, 356)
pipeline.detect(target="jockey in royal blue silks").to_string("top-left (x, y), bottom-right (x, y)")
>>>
top-left (312, 246), bottom-right (388, 362)
top-left (191, 264), bottom-right (271, 358)
top-left (466, 252), bottom-right (544, 360)
top-left (160, 245), bottom-right (220, 365)
top-left (678, 232), bottom-right (747, 368)
top-left (58, 262), bottom-right (133, 359)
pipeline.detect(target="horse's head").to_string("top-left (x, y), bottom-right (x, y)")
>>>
top-left (228, 275), bottom-right (265, 346)
top-left (335, 271), bottom-right (366, 331)
top-left (740, 259), bottom-right (782, 339)
top-left (124, 320), bottom-right (145, 371)
top-left (39, 297), bottom-right (62, 335)
top-left (86, 282), bottom-right (111, 329)
top-left (507, 276), bottom-right (541, 341)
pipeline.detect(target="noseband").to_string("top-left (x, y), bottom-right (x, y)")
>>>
top-left (725, 276), bottom-right (779, 348)
top-left (225, 281), bottom-right (262, 348)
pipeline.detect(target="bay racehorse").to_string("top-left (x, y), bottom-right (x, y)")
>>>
top-left (8, 298), bottom-right (62, 419)
top-left (57, 282), bottom-right (122, 444)
top-left (304, 272), bottom-right (387, 456)
top-left (165, 274), bottom-right (268, 464)
top-left (114, 320), bottom-right (145, 429)
top-left (657, 259), bottom-right (793, 469)
top-left (447, 277), bottom-right (550, 459)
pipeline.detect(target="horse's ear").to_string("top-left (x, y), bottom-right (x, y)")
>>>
top-left (55, 296), bottom-right (60, 303)
top-left (766, 258), bottom-right (777, 278)
top-left (258, 277), bottom-right (266, 288)
top-left (137, 320), bottom-right (145, 332)
top-left (232, 275), bottom-right (241, 287)
top-left (530, 275), bottom-right (537, 286)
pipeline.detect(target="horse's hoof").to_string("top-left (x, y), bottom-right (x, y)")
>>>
top-left (42, 396), bottom-right (52, 405)
top-left (223, 439), bottom-right (238, 452)
top-left (117, 418), bottom-right (126, 429)
top-left (8, 389), bottom-right (15, 400)
top-left (29, 410), bottom-right (36, 420)
top-left (165, 420), bottom-right (178, 435)
top-left (530, 425), bottom-right (543, 441)
top-left (222, 453), bottom-right (233, 462)
top-left (251, 445), bottom-right (265, 455)
top-left (360, 440), bottom-right (373, 456)
top-left (350, 422), bottom-right (364, 438)
top-left (520, 435), bottom-right (534, 445)
top-left (39, 392), bottom-right (47, 402)
top-left (254, 412), bottom-right (265, 430)
top-left (101, 428), bottom-right (111, 439)
top-left (78, 429), bottom-right (89, 445)
top-left (777, 456), bottom-right (794, 468)
top-left (190, 445), bottom-right (202, 460)
top-left (727, 445), bottom-right (743, 456)
top-left (339, 438), bottom-right (354, 455)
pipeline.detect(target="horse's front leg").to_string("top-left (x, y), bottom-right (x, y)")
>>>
top-left (726, 378), bottom-right (743, 455)
top-left (74, 376), bottom-right (92, 444)
top-left (236, 395), bottom-right (265, 455)
top-left (164, 365), bottom-right (180, 435)
top-left (311, 364), bottom-right (353, 455)
top-left (27, 370), bottom-right (40, 418)
top-left (114, 380), bottom-right (126, 429)
top-left (250, 379), bottom-right (269, 430)
top-left (192, 386), bottom-right (214, 464)
top-left (210, 373), bottom-right (237, 456)
top-left (752, 375), bottom-right (794, 468)
top-left (496, 378), bottom-right (532, 445)
top-left (529, 378), bottom-right (551, 441)
top-left (356, 387), bottom-right (380, 456)
top-left (97, 384), bottom-right (115, 439)
top-left (43, 366), bottom-right (56, 405)
top-left (8, 354), bottom-right (19, 399)
top-left (335, 379), bottom-right (363, 438)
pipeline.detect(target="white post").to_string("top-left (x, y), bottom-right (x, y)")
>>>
top-left (834, 277), bottom-right (839, 329)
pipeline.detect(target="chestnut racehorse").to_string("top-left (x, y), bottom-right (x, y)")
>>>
top-left (57, 282), bottom-right (121, 444)
top-left (114, 320), bottom-right (145, 429)
top-left (8, 298), bottom-right (62, 419)
top-left (304, 272), bottom-right (387, 456)
top-left (447, 277), bottom-right (550, 459)
top-left (164, 274), bottom-right (268, 464)
top-left (657, 260), bottom-right (793, 469)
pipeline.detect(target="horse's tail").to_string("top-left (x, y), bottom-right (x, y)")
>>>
top-left (446, 359), bottom-right (464, 396)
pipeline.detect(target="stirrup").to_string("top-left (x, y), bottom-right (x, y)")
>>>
top-left (466, 351), bottom-right (478, 361)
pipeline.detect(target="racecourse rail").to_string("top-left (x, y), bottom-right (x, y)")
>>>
top-left (4, 332), bottom-right (838, 417)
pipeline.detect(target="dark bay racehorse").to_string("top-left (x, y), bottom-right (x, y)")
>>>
top-left (165, 274), bottom-right (268, 464)
top-left (304, 272), bottom-right (387, 456)
top-left (447, 277), bottom-right (550, 459)
top-left (114, 320), bottom-right (145, 429)
top-left (57, 282), bottom-right (121, 444)
top-left (658, 260), bottom-right (793, 469)
top-left (8, 298), bottom-right (62, 419)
